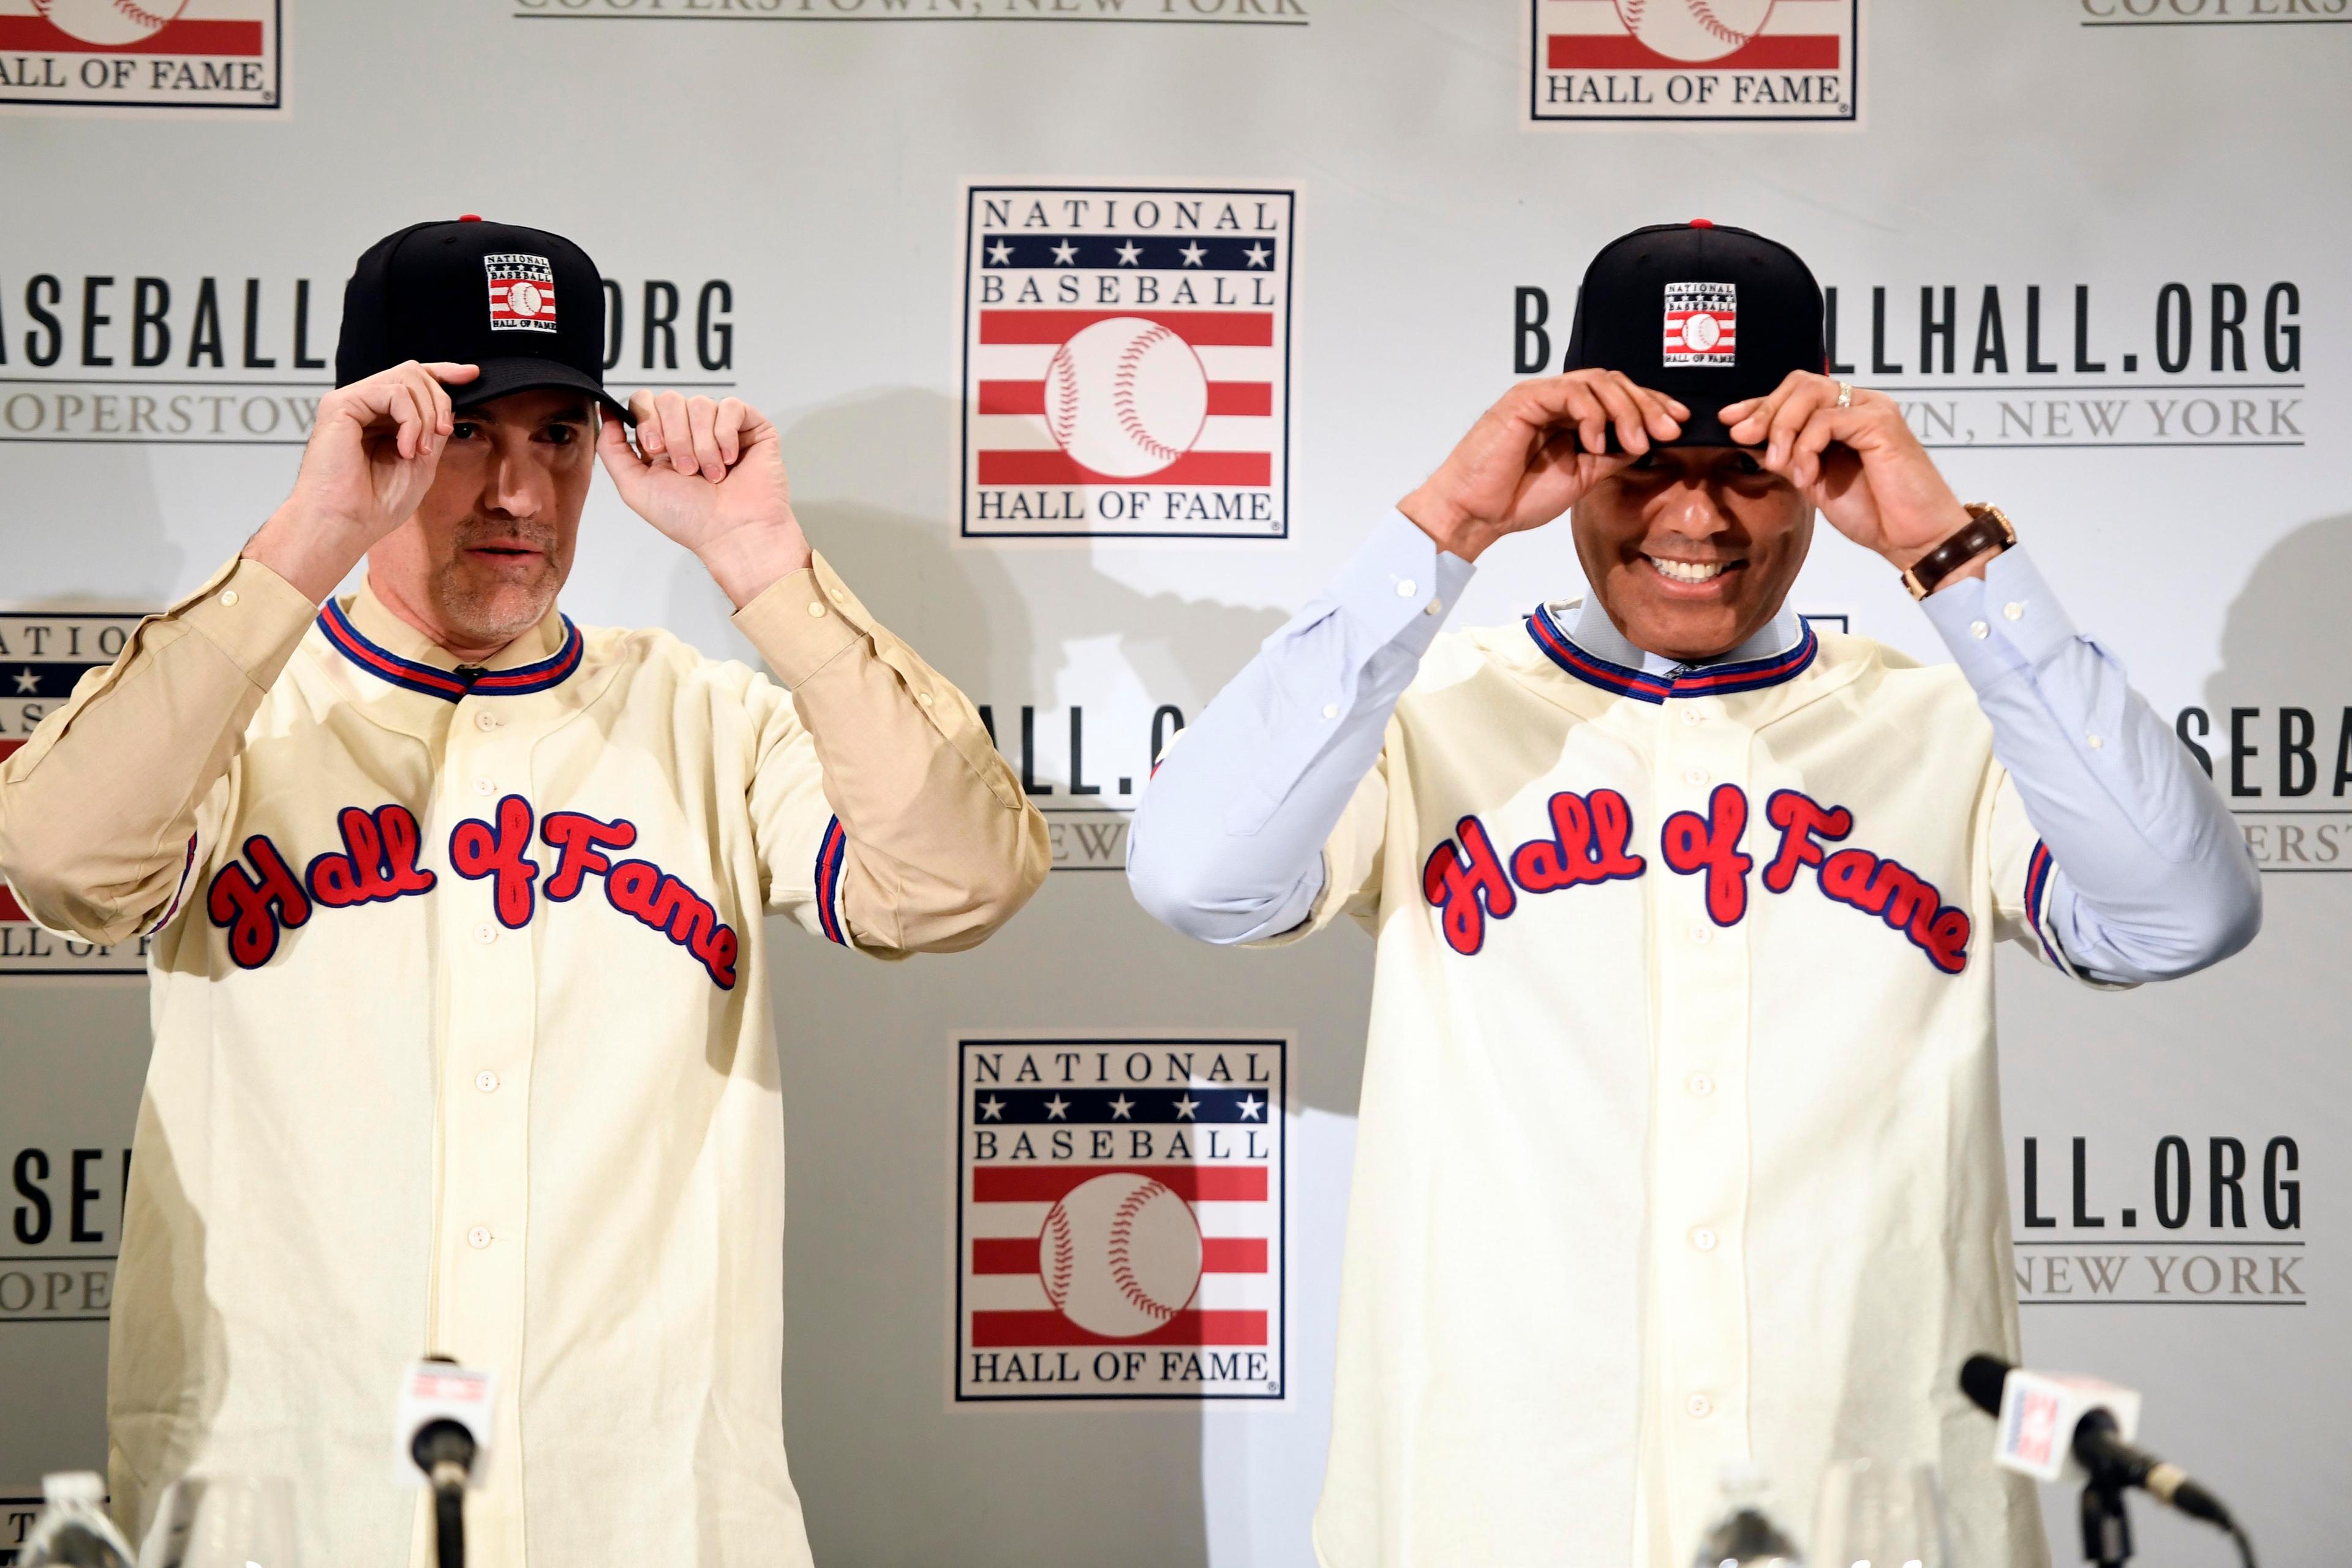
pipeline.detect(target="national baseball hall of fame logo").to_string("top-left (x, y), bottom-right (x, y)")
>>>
top-left (956, 1038), bottom-right (1285, 1401)
top-left (0, 1), bottom-right (283, 112)
top-left (0, 613), bottom-right (150, 978)
top-left (961, 186), bottom-right (1294, 541)
top-left (1530, 0), bottom-right (1858, 123)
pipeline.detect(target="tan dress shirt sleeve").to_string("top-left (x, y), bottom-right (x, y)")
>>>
top-left (0, 554), bottom-right (318, 944)
top-left (732, 550), bottom-right (1049, 955)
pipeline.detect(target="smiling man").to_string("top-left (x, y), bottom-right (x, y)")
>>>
top-left (1127, 222), bottom-right (2260, 1568)
top-left (0, 217), bottom-right (1046, 1567)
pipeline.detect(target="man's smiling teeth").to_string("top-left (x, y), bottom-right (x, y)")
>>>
top-left (1648, 557), bottom-right (1729, 584)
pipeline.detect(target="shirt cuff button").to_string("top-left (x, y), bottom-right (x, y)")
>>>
top-left (1395, 579), bottom-right (1417, 598)
top-left (221, 590), bottom-right (239, 607)
top-left (2003, 601), bottom-right (2025, 620)
top-left (808, 601), bottom-right (828, 619)
top-left (1321, 704), bottom-right (1340, 720)
top-left (1969, 620), bottom-right (1989, 639)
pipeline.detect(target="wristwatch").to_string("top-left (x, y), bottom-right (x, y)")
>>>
top-left (1901, 503), bottom-right (2017, 600)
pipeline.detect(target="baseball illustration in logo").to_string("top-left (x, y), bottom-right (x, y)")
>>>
top-left (957, 1038), bottom-right (1286, 1400)
top-left (1532, 0), bottom-right (1855, 124)
top-left (1038, 1172), bottom-right (1205, 1337)
top-left (962, 185), bottom-right (1294, 540)
top-left (1613, 0), bottom-right (1774, 62)
top-left (34, 0), bottom-right (187, 46)
top-left (1043, 318), bottom-right (1210, 481)
top-left (4, 0), bottom-right (282, 112)
top-left (1663, 282), bottom-right (1738, 366)
top-left (484, 253), bottom-right (559, 334)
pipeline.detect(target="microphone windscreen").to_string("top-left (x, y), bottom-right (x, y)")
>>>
top-left (1960, 1354), bottom-right (2012, 1415)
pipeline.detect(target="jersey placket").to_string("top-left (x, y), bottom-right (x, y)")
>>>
top-left (434, 694), bottom-right (537, 1566)
top-left (1646, 687), bottom-right (1755, 1519)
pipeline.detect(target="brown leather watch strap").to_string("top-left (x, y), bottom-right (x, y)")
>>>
top-left (1901, 503), bottom-right (2017, 600)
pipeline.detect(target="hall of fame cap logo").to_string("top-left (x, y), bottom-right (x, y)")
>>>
top-left (1664, 281), bottom-right (1737, 366)
top-left (1529, 0), bottom-right (1858, 123)
top-left (0, 612), bottom-right (156, 979)
top-left (0, 1), bottom-right (284, 113)
top-left (485, 253), bottom-right (559, 333)
top-left (956, 1037), bottom-right (1284, 1401)
top-left (960, 185), bottom-right (1294, 541)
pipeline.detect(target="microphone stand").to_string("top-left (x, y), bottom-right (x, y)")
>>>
top-left (2079, 1476), bottom-right (2133, 1568)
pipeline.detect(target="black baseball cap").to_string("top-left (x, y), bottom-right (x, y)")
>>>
top-left (334, 216), bottom-right (630, 422)
top-left (1562, 220), bottom-right (1825, 447)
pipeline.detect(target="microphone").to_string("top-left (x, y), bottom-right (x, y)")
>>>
top-left (395, 1357), bottom-right (497, 1568)
top-left (1959, 1355), bottom-right (2236, 1529)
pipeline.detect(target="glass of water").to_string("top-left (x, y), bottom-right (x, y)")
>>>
top-left (135, 1474), bottom-right (300, 1568)
top-left (1811, 1459), bottom-right (1951, 1568)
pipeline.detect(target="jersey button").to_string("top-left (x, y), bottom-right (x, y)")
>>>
top-left (474, 710), bottom-right (500, 732)
top-left (475, 1070), bottom-right (500, 1094)
top-left (1686, 1393), bottom-right (1714, 1419)
top-left (1679, 707), bottom-right (1703, 726)
top-left (1683, 767), bottom-right (1709, 786)
top-left (1691, 1227), bottom-right (1719, 1253)
top-left (472, 922), bottom-right (498, 945)
top-left (474, 777), bottom-right (496, 796)
top-left (1687, 1072), bottom-right (1716, 1098)
top-left (467, 1226), bottom-right (494, 1250)
top-left (1686, 923), bottom-right (1713, 946)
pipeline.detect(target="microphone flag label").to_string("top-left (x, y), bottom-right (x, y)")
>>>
top-left (1991, 1368), bottom-right (2143, 1485)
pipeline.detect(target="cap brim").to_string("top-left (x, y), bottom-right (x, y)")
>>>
top-left (1657, 409), bottom-right (1751, 448)
top-left (448, 358), bottom-right (631, 423)
top-left (1584, 408), bottom-right (1755, 454)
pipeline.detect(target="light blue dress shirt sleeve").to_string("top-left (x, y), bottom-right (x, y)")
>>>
top-left (1917, 546), bottom-right (2261, 983)
top-left (1126, 511), bottom-right (1476, 945)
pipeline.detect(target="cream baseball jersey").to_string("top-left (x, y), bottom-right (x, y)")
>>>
top-left (1281, 608), bottom-right (2075, 1568)
top-left (0, 553), bottom-right (1044, 1568)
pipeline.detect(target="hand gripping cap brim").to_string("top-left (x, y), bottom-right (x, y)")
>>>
top-left (1562, 222), bottom-right (1826, 447)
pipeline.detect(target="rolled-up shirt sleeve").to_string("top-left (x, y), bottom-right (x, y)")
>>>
top-left (1128, 511), bottom-right (1475, 944)
top-left (1920, 546), bottom-right (2261, 983)
top-left (734, 551), bottom-right (1048, 956)
top-left (0, 554), bottom-right (317, 944)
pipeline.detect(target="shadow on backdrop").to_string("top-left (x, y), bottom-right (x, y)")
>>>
top-left (717, 386), bottom-right (1374, 1568)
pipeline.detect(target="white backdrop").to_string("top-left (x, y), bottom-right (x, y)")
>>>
top-left (3, 1), bottom-right (2348, 1564)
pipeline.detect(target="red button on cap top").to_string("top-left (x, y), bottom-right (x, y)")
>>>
top-left (1689, 218), bottom-right (1714, 228)
top-left (459, 214), bottom-right (483, 222)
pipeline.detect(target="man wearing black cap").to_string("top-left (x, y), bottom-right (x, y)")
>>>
top-left (0, 217), bottom-right (1047, 1567)
top-left (1127, 222), bottom-right (2259, 1567)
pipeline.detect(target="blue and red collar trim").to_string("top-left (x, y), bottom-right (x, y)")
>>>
top-left (318, 598), bottom-right (582, 703)
top-left (1526, 603), bottom-right (1817, 704)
